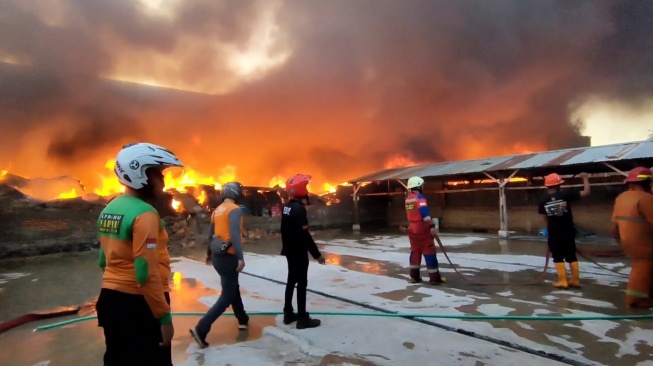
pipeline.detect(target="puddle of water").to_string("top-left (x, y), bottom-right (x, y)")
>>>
top-left (320, 353), bottom-right (379, 365)
top-left (374, 288), bottom-right (431, 302)
top-left (0, 270), bottom-right (275, 366)
top-left (176, 314), bottom-right (277, 361)
top-left (402, 341), bottom-right (415, 350)
top-left (326, 253), bottom-right (390, 275)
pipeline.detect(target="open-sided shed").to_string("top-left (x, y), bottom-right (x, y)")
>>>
top-left (345, 140), bottom-right (653, 236)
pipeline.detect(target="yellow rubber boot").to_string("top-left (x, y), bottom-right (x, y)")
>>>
top-left (568, 262), bottom-right (581, 288)
top-left (553, 262), bottom-right (568, 289)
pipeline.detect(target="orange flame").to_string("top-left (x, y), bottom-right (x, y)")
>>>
top-left (268, 175), bottom-right (286, 188)
top-left (90, 159), bottom-right (239, 203)
top-left (384, 154), bottom-right (418, 169)
top-left (197, 190), bottom-right (207, 205)
top-left (57, 188), bottom-right (78, 199)
top-left (323, 183), bottom-right (337, 194)
top-left (171, 199), bottom-right (182, 212)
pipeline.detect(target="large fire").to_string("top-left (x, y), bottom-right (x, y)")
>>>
top-left (0, 158), bottom-right (343, 203)
top-left (384, 155), bottom-right (419, 169)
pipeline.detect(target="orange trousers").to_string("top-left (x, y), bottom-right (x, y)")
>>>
top-left (626, 259), bottom-right (653, 308)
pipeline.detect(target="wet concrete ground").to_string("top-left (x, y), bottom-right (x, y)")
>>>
top-left (0, 231), bottom-right (650, 366)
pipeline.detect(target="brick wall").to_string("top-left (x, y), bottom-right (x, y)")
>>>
top-left (387, 202), bottom-right (614, 235)
top-left (382, 178), bottom-right (624, 236)
top-left (0, 205), bottom-right (103, 258)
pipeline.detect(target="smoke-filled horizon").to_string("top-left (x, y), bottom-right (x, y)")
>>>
top-left (0, 0), bottom-right (652, 192)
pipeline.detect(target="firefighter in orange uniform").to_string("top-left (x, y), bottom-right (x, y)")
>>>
top-left (610, 167), bottom-right (653, 308)
top-left (405, 176), bottom-right (445, 285)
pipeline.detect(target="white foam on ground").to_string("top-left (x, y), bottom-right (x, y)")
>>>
top-left (516, 321), bottom-right (535, 330)
top-left (359, 235), bottom-right (487, 249)
top-left (171, 252), bottom-right (646, 366)
top-left (317, 235), bottom-right (487, 251)
top-left (544, 335), bottom-right (585, 352)
top-left (169, 232), bottom-right (648, 366)
top-left (320, 242), bottom-right (628, 286)
top-left (0, 272), bottom-right (31, 284)
top-left (476, 304), bottom-right (515, 316)
top-left (568, 297), bottom-right (617, 309)
top-left (636, 361), bottom-right (653, 366)
top-left (172, 257), bottom-right (564, 366)
top-left (616, 327), bottom-right (652, 359)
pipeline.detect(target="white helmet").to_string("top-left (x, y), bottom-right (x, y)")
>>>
top-left (406, 176), bottom-right (425, 190)
top-left (114, 143), bottom-right (184, 189)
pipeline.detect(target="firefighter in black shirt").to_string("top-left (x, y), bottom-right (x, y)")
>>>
top-left (280, 174), bottom-right (326, 329)
top-left (538, 172), bottom-right (590, 289)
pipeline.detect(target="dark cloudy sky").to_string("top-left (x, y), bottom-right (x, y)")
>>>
top-left (0, 0), bottom-right (652, 190)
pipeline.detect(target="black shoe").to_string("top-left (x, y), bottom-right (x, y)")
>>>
top-left (296, 313), bottom-right (321, 329)
top-left (238, 317), bottom-right (249, 331)
top-left (189, 327), bottom-right (209, 348)
top-left (283, 312), bottom-right (298, 325)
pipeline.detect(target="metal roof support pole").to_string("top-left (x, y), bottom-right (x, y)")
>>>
top-left (352, 183), bottom-right (362, 233)
top-left (483, 172), bottom-right (499, 183)
top-left (485, 170), bottom-right (519, 238)
top-left (396, 179), bottom-right (408, 190)
top-left (603, 162), bottom-right (628, 177)
top-left (498, 183), bottom-right (509, 238)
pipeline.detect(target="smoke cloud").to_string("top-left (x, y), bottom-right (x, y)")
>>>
top-left (0, 0), bottom-right (652, 191)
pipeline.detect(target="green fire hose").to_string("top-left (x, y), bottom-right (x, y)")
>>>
top-left (34, 310), bottom-right (653, 331)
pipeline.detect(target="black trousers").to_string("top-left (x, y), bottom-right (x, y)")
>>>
top-left (96, 288), bottom-right (173, 366)
top-left (284, 255), bottom-right (309, 316)
top-left (548, 236), bottom-right (578, 263)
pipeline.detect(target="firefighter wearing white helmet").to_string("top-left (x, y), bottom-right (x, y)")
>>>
top-left (96, 142), bottom-right (184, 366)
top-left (407, 176), bottom-right (425, 190)
top-left (404, 176), bottom-right (445, 285)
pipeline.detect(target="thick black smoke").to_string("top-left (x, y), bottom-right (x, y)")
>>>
top-left (0, 0), bottom-right (652, 188)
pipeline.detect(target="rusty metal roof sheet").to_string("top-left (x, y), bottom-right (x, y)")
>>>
top-left (347, 140), bottom-right (653, 183)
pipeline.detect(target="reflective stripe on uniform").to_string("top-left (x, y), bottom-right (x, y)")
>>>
top-left (409, 265), bottom-right (421, 269)
top-left (626, 288), bottom-right (650, 298)
top-left (427, 269), bottom-right (439, 273)
top-left (615, 215), bottom-right (647, 223)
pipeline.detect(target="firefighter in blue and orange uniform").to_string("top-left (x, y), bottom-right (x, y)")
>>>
top-left (405, 176), bottom-right (445, 285)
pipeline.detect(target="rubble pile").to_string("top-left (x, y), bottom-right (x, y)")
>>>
top-left (0, 184), bottom-right (34, 212)
top-left (243, 227), bottom-right (281, 240)
top-left (0, 175), bottom-right (349, 259)
top-left (164, 216), bottom-right (199, 249)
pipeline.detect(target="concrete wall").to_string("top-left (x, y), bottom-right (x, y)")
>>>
top-left (383, 176), bottom-right (624, 236)
top-left (389, 204), bottom-right (614, 235)
top-left (242, 191), bottom-right (394, 232)
top-left (0, 203), bottom-right (103, 258)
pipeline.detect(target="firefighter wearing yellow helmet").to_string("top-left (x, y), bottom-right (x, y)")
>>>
top-left (404, 176), bottom-right (445, 285)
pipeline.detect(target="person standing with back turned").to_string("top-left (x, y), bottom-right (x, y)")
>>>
top-left (281, 174), bottom-right (326, 329)
top-left (538, 172), bottom-right (590, 289)
top-left (404, 176), bottom-right (445, 285)
top-left (610, 167), bottom-right (653, 308)
top-left (190, 182), bottom-right (249, 348)
top-left (96, 142), bottom-right (183, 366)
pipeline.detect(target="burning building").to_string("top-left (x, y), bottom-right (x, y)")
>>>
top-left (346, 140), bottom-right (653, 237)
top-left (1, 1), bottom-right (652, 205)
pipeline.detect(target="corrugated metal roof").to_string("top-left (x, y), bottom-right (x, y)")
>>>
top-left (347, 140), bottom-right (653, 183)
